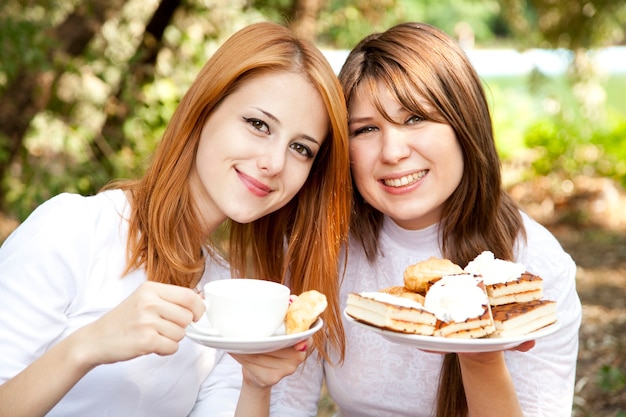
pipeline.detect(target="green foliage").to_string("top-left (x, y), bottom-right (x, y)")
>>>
top-left (2, 0), bottom-right (626, 223)
top-left (0, 17), bottom-right (51, 89)
top-left (499, 0), bottom-right (626, 49)
top-left (0, 0), bottom-right (72, 89)
top-left (312, 0), bottom-right (505, 49)
top-left (0, 0), bottom-right (258, 221)
top-left (598, 364), bottom-right (626, 393)
top-left (483, 75), bottom-right (547, 159)
top-left (525, 113), bottom-right (626, 187)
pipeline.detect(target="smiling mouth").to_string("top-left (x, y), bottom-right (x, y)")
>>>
top-left (237, 169), bottom-right (273, 196)
top-left (382, 171), bottom-right (427, 187)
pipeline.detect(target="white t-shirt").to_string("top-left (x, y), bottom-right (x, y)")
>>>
top-left (270, 213), bottom-right (582, 417)
top-left (0, 190), bottom-right (241, 416)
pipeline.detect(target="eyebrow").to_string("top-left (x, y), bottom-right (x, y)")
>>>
top-left (254, 107), bottom-right (321, 146)
top-left (348, 116), bottom-right (373, 125)
top-left (349, 105), bottom-right (410, 125)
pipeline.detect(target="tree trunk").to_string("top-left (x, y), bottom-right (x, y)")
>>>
top-left (289, 0), bottom-right (325, 41)
top-left (0, 0), bottom-right (126, 210)
top-left (91, 0), bottom-right (182, 176)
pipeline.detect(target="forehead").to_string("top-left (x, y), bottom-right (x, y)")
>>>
top-left (349, 78), bottom-right (435, 120)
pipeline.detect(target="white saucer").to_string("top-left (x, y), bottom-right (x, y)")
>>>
top-left (186, 318), bottom-right (323, 354)
top-left (343, 309), bottom-right (561, 353)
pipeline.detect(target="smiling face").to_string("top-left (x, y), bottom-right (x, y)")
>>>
top-left (348, 82), bottom-right (464, 230)
top-left (190, 71), bottom-right (328, 234)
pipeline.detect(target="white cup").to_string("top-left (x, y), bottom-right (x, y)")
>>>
top-left (192, 278), bottom-right (290, 339)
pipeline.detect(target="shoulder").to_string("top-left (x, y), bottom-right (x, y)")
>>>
top-left (2, 190), bottom-right (128, 250)
top-left (516, 211), bottom-right (575, 278)
top-left (518, 212), bottom-right (567, 256)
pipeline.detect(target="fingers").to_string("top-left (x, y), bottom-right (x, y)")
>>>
top-left (84, 282), bottom-right (205, 364)
top-left (423, 338), bottom-right (537, 356)
top-left (149, 281), bottom-right (206, 322)
top-left (230, 338), bottom-right (311, 388)
top-left (512, 340), bottom-right (536, 352)
top-left (134, 282), bottom-right (207, 349)
top-left (293, 339), bottom-right (309, 353)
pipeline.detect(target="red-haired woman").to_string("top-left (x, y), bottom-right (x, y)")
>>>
top-left (0, 22), bottom-right (350, 417)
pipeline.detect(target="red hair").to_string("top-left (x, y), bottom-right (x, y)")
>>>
top-left (106, 22), bottom-right (351, 361)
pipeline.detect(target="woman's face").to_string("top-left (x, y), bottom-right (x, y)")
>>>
top-left (348, 82), bottom-right (464, 230)
top-left (191, 71), bottom-right (328, 233)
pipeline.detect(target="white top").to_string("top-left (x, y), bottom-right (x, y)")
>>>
top-left (271, 213), bottom-right (582, 417)
top-left (0, 190), bottom-right (241, 416)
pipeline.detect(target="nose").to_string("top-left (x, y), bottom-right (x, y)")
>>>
top-left (256, 144), bottom-right (287, 175)
top-left (380, 126), bottom-right (410, 164)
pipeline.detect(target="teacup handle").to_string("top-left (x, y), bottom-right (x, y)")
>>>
top-left (187, 299), bottom-right (219, 335)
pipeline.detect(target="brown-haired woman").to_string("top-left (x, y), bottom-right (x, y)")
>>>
top-left (271, 22), bottom-right (581, 417)
top-left (0, 22), bottom-right (350, 417)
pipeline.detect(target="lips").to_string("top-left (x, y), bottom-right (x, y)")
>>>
top-left (237, 169), bottom-right (273, 196)
top-left (381, 170), bottom-right (427, 188)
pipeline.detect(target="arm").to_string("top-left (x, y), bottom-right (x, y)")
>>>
top-left (0, 332), bottom-right (95, 417)
top-left (459, 262), bottom-right (580, 417)
top-left (0, 193), bottom-right (206, 416)
top-left (232, 339), bottom-right (309, 417)
top-left (459, 350), bottom-right (524, 417)
top-left (0, 282), bottom-right (205, 417)
top-left (508, 216), bottom-right (582, 416)
top-left (270, 349), bottom-right (326, 416)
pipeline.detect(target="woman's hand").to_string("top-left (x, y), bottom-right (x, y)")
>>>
top-left (75, 281), bottom-right (206, 366)
top-left (454, 342), bottom-right (534, 417)
top-left (0, 281), bottom-right (206, 417)
top-left (230, 338), bottom-right (310, 389)
top-left (230, 339), bottom-right (310, 417)
top-left (421, 339), bottom-right (536, 356)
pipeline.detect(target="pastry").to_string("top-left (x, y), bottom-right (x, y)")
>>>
top-left (403, 257), bottom-right (464, 294)
top-left (346, 253), bottom-right (557, 340)
top-left (464, 251), bottom-right (544, 306)
top-left (379, 285), bottom-right (426, 305)
top-left (490, 299), bottom-right (557, 338)
top-left (424, 274), bottom-right (496, 338)
top-left (485, 272), bottom-right (544, 306)
top-left (346, 292), bottom-right (436, 335)
top-left (284, 290), bottom-right (328, 334)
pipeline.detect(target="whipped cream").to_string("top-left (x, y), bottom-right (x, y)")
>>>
top-left (464, 251), bottom-right (525, 285)
top-left (358, 292), bottom-right (425, 310)
top-left (424, 274), bottom-right (487, 322)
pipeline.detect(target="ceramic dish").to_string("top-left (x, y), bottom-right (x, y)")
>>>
top-left (343, 309), bottom-right (561, 353)
top-left (186, 318), bottom-right (323, 354)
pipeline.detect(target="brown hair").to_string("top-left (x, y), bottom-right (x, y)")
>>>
top-left (105, 22), bottom-right (350, 361)
top-left (339, 22), bottom-right (524, 416)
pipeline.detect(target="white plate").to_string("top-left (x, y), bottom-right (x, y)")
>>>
top-left (343, 310), bottom-right (561, 353)
top-left (186, 318), bottom-right (323, 354)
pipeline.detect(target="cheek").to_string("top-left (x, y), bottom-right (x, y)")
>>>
top-left (448, 142), bottom-right (465, 184)
top-left (349, 144), bottom-right (376, 185)
top-left (284, 164), bottom-right (313, 198)
top-left (349, 142), bottom-right (374, 169)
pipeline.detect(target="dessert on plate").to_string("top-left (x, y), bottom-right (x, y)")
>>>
top-left (345, 252), bottom-right (558, 340)
top-left (424, 274), bottom-right (495, 338)
top-left (464, 251), bottom-right (543, 306)
top-left (490, 299), bottom-right (557, 337)
top-left (284, 290), bottom-right (328, 334)
top-left (346, 291), bottom-right (437, 335)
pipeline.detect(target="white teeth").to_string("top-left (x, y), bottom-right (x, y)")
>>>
top-left (383, 171), bottom-right (426, 187)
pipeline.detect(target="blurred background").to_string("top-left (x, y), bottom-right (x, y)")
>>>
top-left (0, 1), bottom-right (625, 416)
